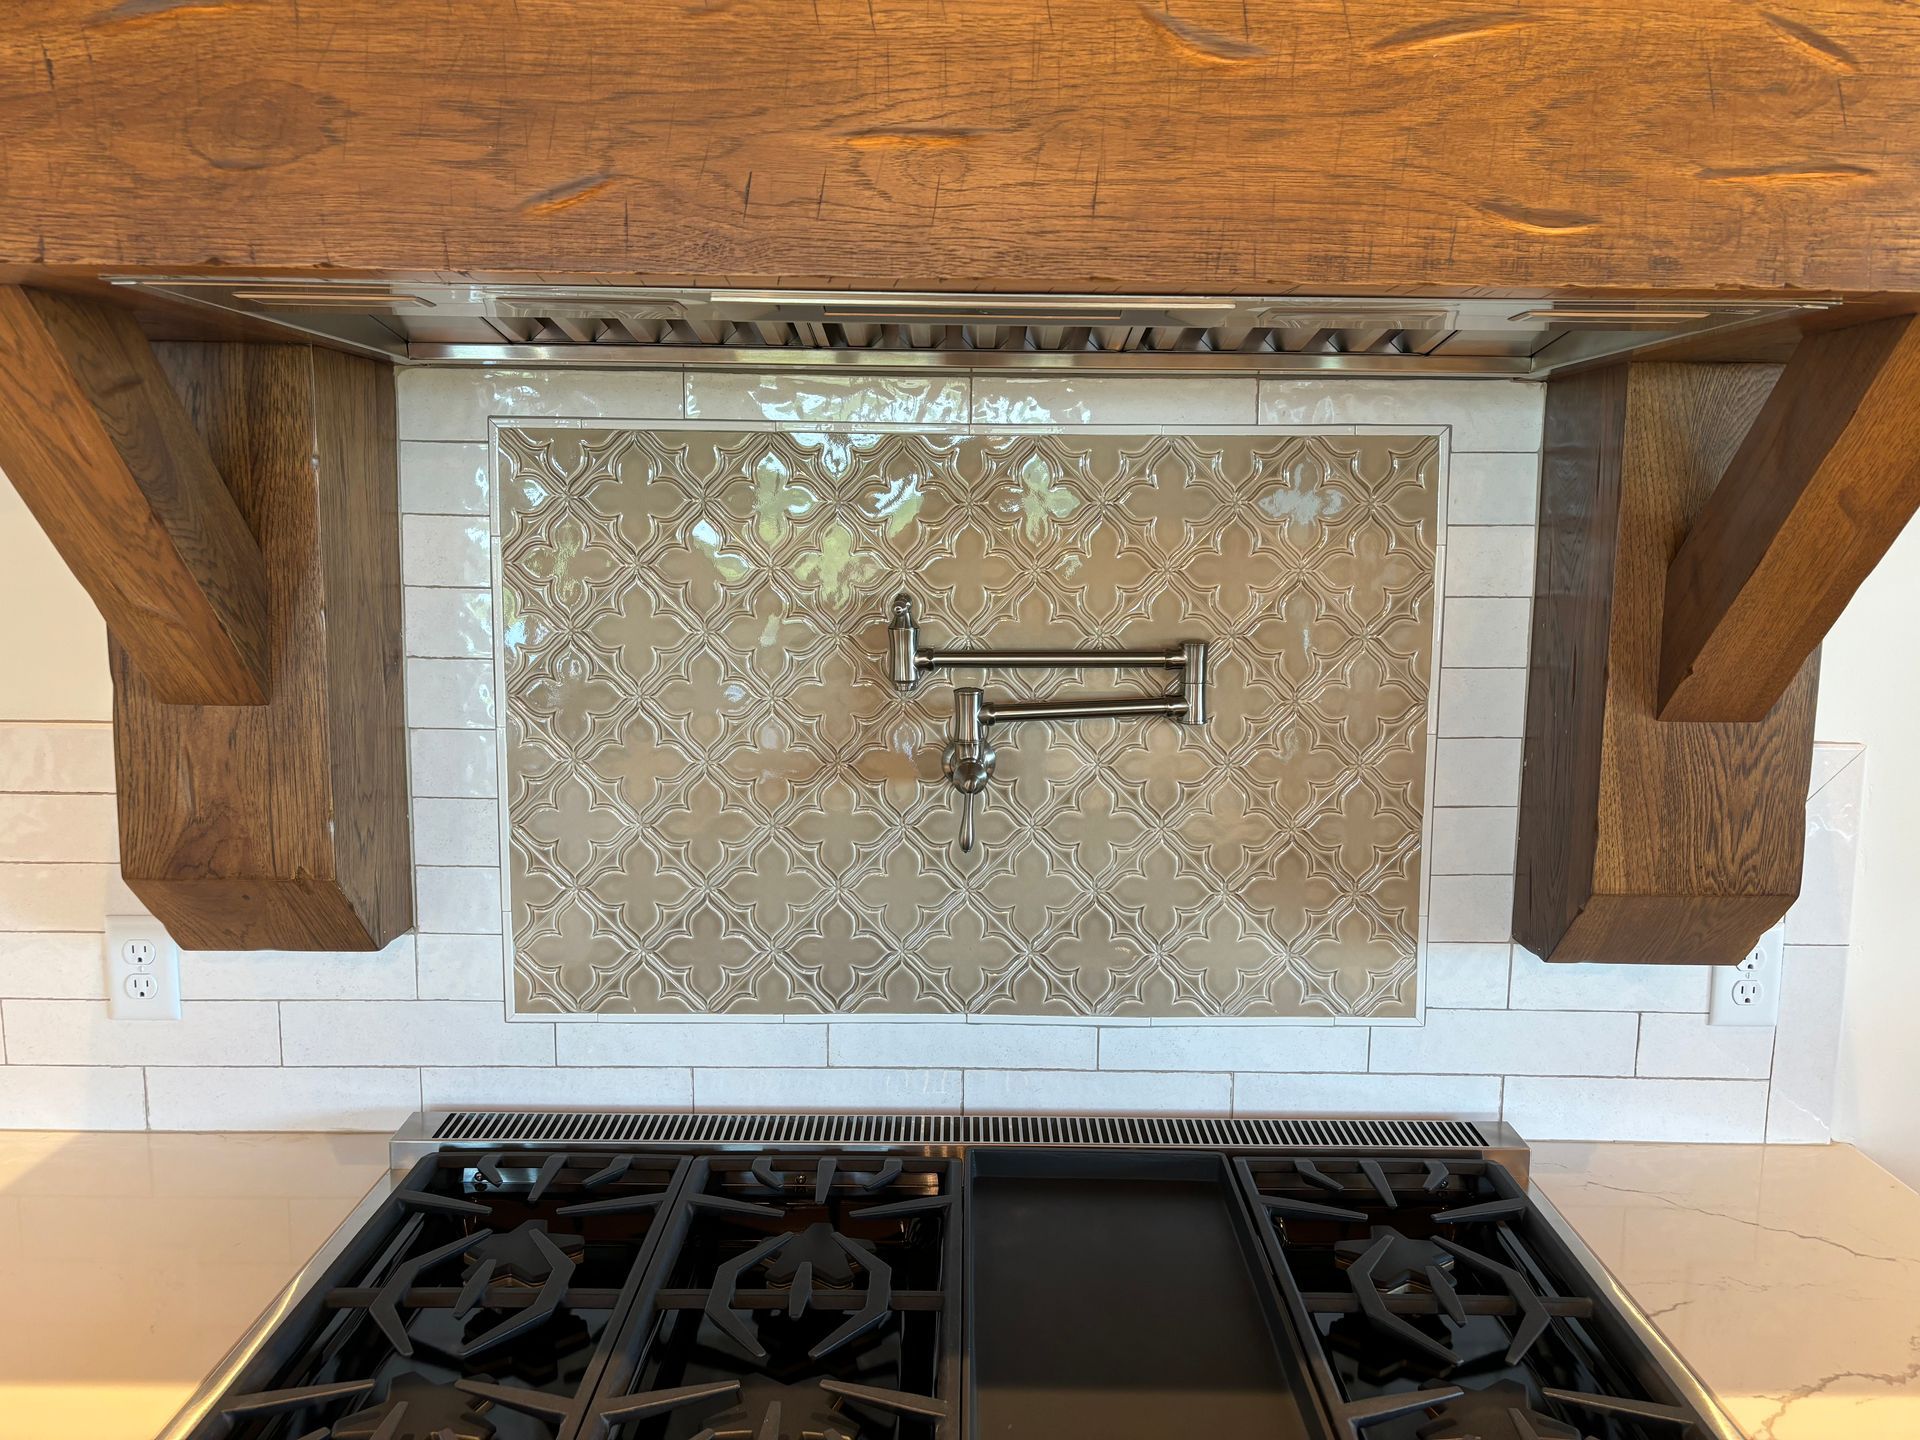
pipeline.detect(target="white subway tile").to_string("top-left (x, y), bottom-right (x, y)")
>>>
top-left (3, 999), bottom-right (279, 1066)
top-left (1785, 761), bottom-right (1861, 945)
top-left (0, 933), bottom-right (104, 999)
top-left (1443, 527), bottom-right (1536, 598)
top-left (1806, 742), bottom-right (1863, 799)
top-left (1234, 1072), bottom-right (1503, 1120)
top-left (1371, 1008), bottom-right (1636, 1076)
top-left (412, 799), bottom-right (501, 866)
top-left (406, 659), bottom-right (496, 729)
top-left (1767, 945), bottom-right (1847, 1142)
top-left (417, 934), bottom-right (506, 1001)
top-left (0, 794), bottom-right (117, 863)
top-left (181, 937), bottom-right (417, 1001)
top-left (1432, 739), bottom-right (1521, 806)
top-left (1423, 944), bottom-right (1512, 1008)
top-left (406, 588), bottom-right (493, 660)
top-left (1425, 874), bottom-right (1516, 942)
top-left (415, 867), bottom-right (503, 933)
top-left (1258, 379), bottom-right (1544, 451)
top-left (1438, 598), bottom-right (1531, 668)
top-left (1430, 808), bottom-right (1518, 876)
top-left (974, 376), bottom-right (1256, 427)
top-left (282, 1001), bottom-right (552, 1066)
top-left (402, 515), bottom-right (492, 588)
top-left (694, 1067), bottom-right (961, 1113)
top-left (410, 729), bottom-right (499, 798)
top-left (1098, 1025), bottom-right (1365, 1072)
top-left (397, 368), bottom-right (683, 441)
top-left (829, 1022), bottom-right (1092, 1070)
top-left (1507, 949), bottom-right (1709, 1012)
top-left (146, 1067), bottom-right (419, 1131)
top-left (0, 723), bottom-right (114, 792)
top-left (423, 1066), bottom-right (693, 1110)
top-left (562, 1022), bottom-right (827, 1068)
top-left (400, 441), bottom-right (491, 516)
top-left (0, 1065), bottom-right (147, 1129)
top-left (0, 863), bottom-right (140, 932)
top-left (1435, 670), bottom-right (1526, 738)
top-left (687, 373), bottom-right (968, 425)
top-left (397, 370), bottom-right (496, 441)
top-left (1446, 452), bottom-right (1538, 526)
top-left (966, 1068), bottom-right (1231, 1114)
top-left (1504, 1077), bottom-right (1768, 1141)
top-left (1635, 1012), bottom-right (1773, 1080)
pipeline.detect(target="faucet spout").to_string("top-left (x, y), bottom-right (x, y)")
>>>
top-left (941, 688), bottom-right (995, 854)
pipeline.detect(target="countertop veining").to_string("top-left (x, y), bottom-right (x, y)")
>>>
top-left (2, 1131), bottom-right (1912, 1440)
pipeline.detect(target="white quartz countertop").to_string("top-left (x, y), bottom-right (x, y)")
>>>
top-left (3, 1131), bottom-right (1912, 1440)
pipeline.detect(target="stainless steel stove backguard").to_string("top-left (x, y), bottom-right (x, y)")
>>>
top-left (395, 1110), bottom-right (1531, 1185)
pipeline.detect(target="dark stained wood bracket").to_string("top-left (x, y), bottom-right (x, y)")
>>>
top-left (0, 287), bottom-right (270, 705)
top-left (112, 343), bottom-right (412, 951)
top-left (1515, 363), bottom-right (1816, 966)
top-left (1659, 314), bottom-right (1920, 723)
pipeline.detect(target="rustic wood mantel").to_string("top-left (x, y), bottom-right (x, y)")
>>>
top-left (3, 1), bottom-right (1920, 296)
top-left (2, 1), bottom-right (1920, 957)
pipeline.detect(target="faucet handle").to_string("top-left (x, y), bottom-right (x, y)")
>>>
top-left (958, 787), bottom-right (978, 855)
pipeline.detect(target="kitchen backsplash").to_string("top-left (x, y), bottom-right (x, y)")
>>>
top-left (0, 372), bottom-right (1859, 1142)
top-left (501, 427), bottom-right (1436, 1018)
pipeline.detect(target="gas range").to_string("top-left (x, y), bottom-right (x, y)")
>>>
top-left (163, 1111), bottom-right (1739, 1440)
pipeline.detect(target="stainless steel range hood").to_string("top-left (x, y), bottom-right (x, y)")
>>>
top-left (107, 279), bottom-right (1832, 377)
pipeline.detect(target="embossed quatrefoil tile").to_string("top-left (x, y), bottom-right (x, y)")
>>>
top-left (501, 428), bottom-right (1437, 1018)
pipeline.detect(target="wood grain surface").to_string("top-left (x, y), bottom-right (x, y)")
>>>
top-left (0, 287), bottom-right (269, 704)
top-left (2, 2), bottom-right (1918, 294)
top-left (1516, 362), bottom-right (1817, 965)
top-left (114, 342), bottom-right (410, 951)
top-left (1660, 315), bottom-right (1920, 721)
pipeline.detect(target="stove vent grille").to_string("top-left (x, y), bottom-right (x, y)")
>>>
top-left (428, 1109), bottom-right (1488, 1151)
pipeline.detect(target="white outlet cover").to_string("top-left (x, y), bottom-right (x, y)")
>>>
top-left (1709, 923), bottom-right (1784, 1027)
top-left (105, 914), bottom-right (181, 1020)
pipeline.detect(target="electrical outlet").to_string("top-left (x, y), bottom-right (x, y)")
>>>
top-left (104, 915), bottom-right (181, 1020)
top-left (1708, 922), bottom-right (1783, 1027)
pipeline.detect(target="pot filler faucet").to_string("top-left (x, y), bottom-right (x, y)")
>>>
top-left (885, 592), bottom-right (1209, 854)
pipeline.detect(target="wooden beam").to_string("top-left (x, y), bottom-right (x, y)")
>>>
top-left (1659, 315), bottom-right (1920, 722)
top-left (114, 343), bottom-right (411, 951)
top-left (4, 3), bottom-right (1920, 295)
top-left (0, 287), bottom-right (269, 704)
top-left (1515, 362), bottom-right (1816, 965)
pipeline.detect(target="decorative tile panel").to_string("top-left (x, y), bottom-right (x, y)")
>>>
top-left (501, 429), bottom-right (1437, 1017)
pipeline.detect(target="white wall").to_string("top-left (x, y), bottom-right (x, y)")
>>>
top-left (0, 373), bottom-right (1860, 1140)
top-left (0, 470), bottom-right (110, 722)
top-left (1821, 517), bottom-right (1920, 1188)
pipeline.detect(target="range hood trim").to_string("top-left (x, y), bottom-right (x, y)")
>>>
top-left (105, 278), bottom-right (1836, 377)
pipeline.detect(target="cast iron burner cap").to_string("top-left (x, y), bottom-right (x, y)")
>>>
top-left (762, 1221), bottom-right (861, 1286)
top-left (463, 1219), bottom-right (585, 1284)
top-left (1416, 1382), bottom-right (1582, 1440)
top-left (330, 1373), bottom-right (497, 1440)
top-left (1335, 1226), bottom-right (1455, 1290)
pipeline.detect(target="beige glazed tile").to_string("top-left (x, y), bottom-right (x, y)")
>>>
top-left (501, 428), bottom-right (1439, 1017)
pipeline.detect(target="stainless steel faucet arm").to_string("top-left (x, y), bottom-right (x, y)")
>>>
top-left (887, 593), bottom-right (1210, 854)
